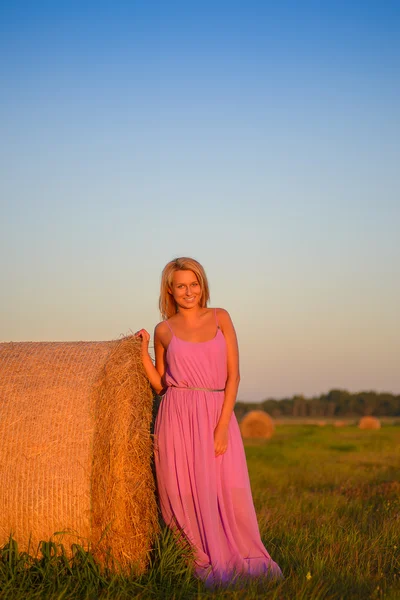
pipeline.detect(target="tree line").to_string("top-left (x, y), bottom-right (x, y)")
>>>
top-left (234, 389), bottom-right (400, 421)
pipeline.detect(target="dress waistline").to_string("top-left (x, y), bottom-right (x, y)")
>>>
top-left (168, 385), bottom-right (225, 392)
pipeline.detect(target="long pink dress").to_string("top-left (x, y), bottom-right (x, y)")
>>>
top-left (154, 311), bottom-right (282, 586)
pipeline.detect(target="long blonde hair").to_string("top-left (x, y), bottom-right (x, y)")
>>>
top-left (159, 257), bottom-right (210, 320)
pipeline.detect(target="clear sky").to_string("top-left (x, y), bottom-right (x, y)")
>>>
top-left (1, 1), bottom-right (399, 401)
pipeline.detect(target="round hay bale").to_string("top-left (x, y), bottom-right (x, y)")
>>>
top-left (240, 410), bottom-right (275, 439)
top-left (359, 416), bottom-right (381, 430)
top-left (0, 336), bottom-right (158, 572)
top-left (333, 420), bottom-right (346, 427)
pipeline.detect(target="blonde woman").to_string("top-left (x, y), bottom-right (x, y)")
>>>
top-left (136, 257), bottom-right (282, 586)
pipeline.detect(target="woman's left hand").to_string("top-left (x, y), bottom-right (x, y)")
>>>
top-left (214, 423), bottom-right (229, 457)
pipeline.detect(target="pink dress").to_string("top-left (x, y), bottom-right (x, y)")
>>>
top-left (154, 310), bottom-right (282, 586)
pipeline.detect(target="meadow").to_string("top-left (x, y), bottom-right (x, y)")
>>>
top-left (1, 424), bottom-right (399, 599)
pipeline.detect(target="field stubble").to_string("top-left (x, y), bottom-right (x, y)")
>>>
top-left (1, 424), bottom-right (399, 599)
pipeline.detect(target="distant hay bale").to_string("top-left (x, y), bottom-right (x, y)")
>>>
top-left (333, 420), bottom-right (347, 427)
top-left (240, 410), bottom-right (275, 439)
top-left (317, 421), bottom-right (327, 427)
top-left (0, 336), bottom-right (158, 572)
top-left (359, 416), bottom-right (381, 430)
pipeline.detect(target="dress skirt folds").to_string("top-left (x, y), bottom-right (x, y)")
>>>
top-left (154, 322), bottom-right (282, 586)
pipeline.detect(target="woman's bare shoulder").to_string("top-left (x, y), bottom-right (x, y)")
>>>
top-left (154, 320), bottom-right (171, 344)
top-left (214, 307), bottom-right (234, 330)
top-left (215, 307), bottom-right (231, 321)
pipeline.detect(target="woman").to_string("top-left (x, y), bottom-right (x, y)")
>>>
top-left (136, 257), bottom-right (282, 586)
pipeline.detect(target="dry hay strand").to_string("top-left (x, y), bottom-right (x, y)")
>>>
top-left (333, 420), bottom-right (347, 427)
top-left (240, 410), bottom-right (275, 439)
top-left (0, 335), bottom-right (159, 572)
top-left (358, 416), bottom-right (381, 430)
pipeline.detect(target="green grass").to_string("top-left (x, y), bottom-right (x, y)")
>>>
top-left (1, 425), bottom-right (399, 599)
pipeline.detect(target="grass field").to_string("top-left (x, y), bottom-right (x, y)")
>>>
top-left (1, 424), bottom-right (399, 599)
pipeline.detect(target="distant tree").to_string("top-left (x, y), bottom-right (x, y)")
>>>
top-left (261, 398), bottom-right (282, 417)
top-left (292, 395), bottom-right (307, 417)
top-left (234, 389), bottom-right (400, 419)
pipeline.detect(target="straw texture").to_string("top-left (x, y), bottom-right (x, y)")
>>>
top-left (239, 410), bottom-right (275, 439)
top-left (0, 336), bottom-right (158, 572)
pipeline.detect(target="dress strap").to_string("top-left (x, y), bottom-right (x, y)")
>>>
top-left (214, 308), bottom-right (220, 329)
top-left (165, 320), bottom-right (173, 334)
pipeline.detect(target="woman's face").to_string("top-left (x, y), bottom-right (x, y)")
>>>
top-left (169, 270), bottom-right (202, 310)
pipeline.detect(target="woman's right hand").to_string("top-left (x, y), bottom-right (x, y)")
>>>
top-left (134, 329), bottom-right (150, 356)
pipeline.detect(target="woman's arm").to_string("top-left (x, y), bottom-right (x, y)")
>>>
top-left (214, 308), bottom-right (240, 456)
top-left (135, 324), bottom-right (167, 394)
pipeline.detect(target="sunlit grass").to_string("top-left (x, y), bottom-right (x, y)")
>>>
top-left (1, 425), bottom-right (399, 599)
top-left (248, 425), bottom-right (400, 600)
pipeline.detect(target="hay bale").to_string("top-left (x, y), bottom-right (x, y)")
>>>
top-left (0, 336), bottom-right (158, 572)
top-left (333, 420), bottom-right (346, 427)
top-left (359, 416), bottom-right (381, 430)
top-left (317, 421), bottom-right (327, 427)
top-left (240, 410), bottom-right (275, 439)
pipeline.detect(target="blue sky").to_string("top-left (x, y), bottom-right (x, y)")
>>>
top-left (1, 1), bottom-right (399, 400)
